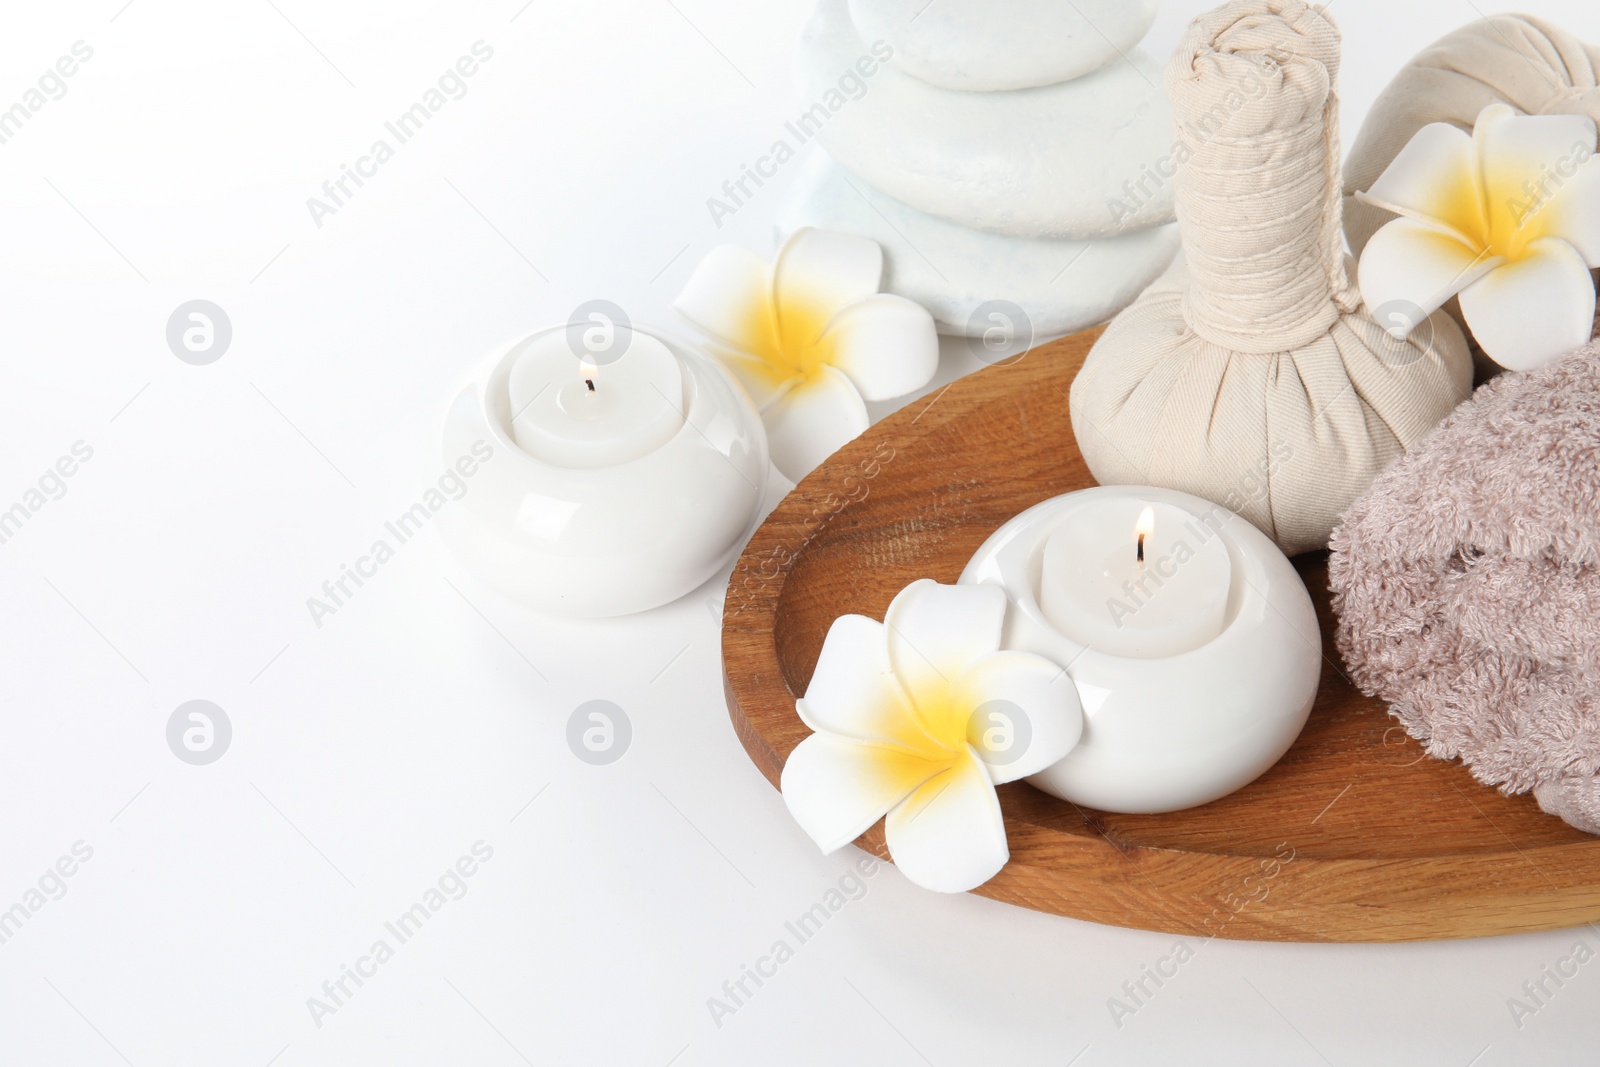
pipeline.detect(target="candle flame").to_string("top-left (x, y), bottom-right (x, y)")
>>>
top-left (580, 356), bottom-right (598, 393)
top-left (1135, 505), bottom-right (1153, 566)
top-left (1135, 506), bottom-right (1155, 540)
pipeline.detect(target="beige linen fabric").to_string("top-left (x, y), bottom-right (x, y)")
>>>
top-left (1343, 14), bottom-right (1600, 259)
top-left (1070, 0), bottom-right (1472, 555)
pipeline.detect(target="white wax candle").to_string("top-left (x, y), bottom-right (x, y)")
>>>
top-left (508, 330), bottom-right (684, 469)
top-left (1039, 498), bottom-right (1230, 658)
top-left (961, 486), bottom-right (1321, 813)
top-left (442, 326), bottom-right (769, 618)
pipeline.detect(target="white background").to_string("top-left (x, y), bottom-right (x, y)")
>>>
top-left (1, 1), bottom-right (1597, 1064)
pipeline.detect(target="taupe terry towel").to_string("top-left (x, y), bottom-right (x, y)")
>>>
top-left (1330, 337), bottom-right (1600, 832)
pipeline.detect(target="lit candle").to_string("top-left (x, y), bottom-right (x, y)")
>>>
top-left (961, 486), bottom-right (1320, 813)
top-left (507, 330), bottom-right (685, 469)
top-left (439, 324), bottom-right (768, 618)
top-left (1039, 498), bottom-right (1231, 658)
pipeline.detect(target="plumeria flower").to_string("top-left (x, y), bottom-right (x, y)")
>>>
top-left (781, 579), bottom-right (1083, 893)
top-left (1357, 102), bottom-right (1600, 371)
top-left (674, 228), bottom-right (939, 482)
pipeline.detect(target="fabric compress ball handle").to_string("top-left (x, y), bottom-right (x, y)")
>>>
top-left (1070, 0), bottom-right (1473, 555)
top-left (1172, 4), bottom-right (1357, 352)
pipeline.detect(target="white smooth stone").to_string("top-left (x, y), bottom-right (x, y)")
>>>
top-left (961, 486), bottom-right (1321, 814)
top-left (775, 149), bottom-right (1179, 337)
top-left (848, 0), bottom-right (1160, 91)
top-left (797, 0), bottom-right (1174, 239)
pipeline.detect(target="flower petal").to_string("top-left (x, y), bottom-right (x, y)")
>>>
top-left (761, 364), bottom-right (868, 483)
top-left (823, 294), bottom-right (940, 402)
top-left (1474, 103), bottom-right (1600, 261)
top-left (772, 227), bottom-right (884, 325)
top-left (674, 244), bottom-right (775, 355)
top-left (797, 613), bottom-right (936, 753)
top-left (782, 733), bottom-right (948, 854)
top-left (1541, 153), bottom-right (1600, 267)
top-left (1358, 120), bottom-right (1484, 246)
top-left (1357, 217), bottom-right (1502, 332)
top-left (884, 746), bottom-right (1008, 893)
top-left (955, 651), bottom-right (1084, 785)
top-left (1457, 237), bottom-right (1597, 371)
top-left (883, 580), bottom-right (1006, 734)
top-left (704, 340), bottom-right (794, 412)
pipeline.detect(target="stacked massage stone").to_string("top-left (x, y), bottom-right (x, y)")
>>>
top-left (779, 0), bottom-right (1181, 340)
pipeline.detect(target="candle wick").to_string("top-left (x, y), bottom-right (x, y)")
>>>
top-left (1136, 533), bottom-right (1145, 565)
top-left (585, 378), bottom-right (595, 393)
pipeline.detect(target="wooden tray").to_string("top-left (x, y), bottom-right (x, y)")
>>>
top-left (721, 327), bottom-right (1600, 942)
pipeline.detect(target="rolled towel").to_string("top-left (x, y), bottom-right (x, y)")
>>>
top-left (1329, 333), bottom-right (1600, 832)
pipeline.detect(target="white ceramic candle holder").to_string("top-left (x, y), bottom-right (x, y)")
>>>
top-left (438, 325), bottom-right (768, 618)
top-left (960, 486), bottom-right (1320, 813)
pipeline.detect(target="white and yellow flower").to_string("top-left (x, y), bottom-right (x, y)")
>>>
top-left (781, 579), bottom-right (1083, 893)
top-left (1357, 102), bottom-right (1600, 370)
top-left (674, 228), bottom-right (939, 482)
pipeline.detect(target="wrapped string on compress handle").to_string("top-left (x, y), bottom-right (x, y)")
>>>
top-left (1168, 1), bottom-right (1361, 354)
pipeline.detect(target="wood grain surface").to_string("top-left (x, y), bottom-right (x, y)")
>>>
top-left (721, 327), bottom-right (1600, 942)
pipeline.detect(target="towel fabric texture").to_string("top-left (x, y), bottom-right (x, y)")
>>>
top-left (1330, 336), bottom-right (1600, 832)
